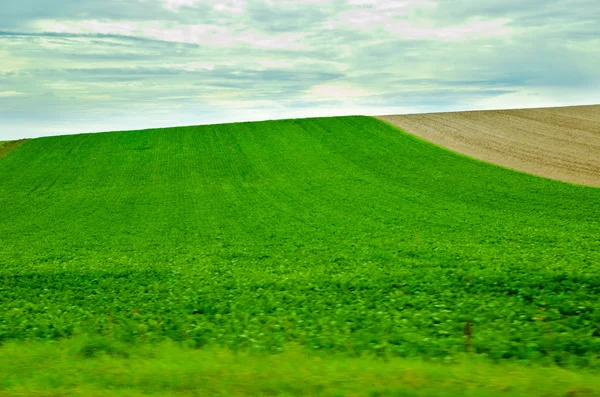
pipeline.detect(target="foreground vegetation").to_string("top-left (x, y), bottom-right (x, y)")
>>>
top-left (1, 338), bottom-right (599, 396)
top-left (0, 116), bottom-right (599, 393)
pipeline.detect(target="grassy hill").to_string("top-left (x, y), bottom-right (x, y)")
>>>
top-left (1, 116), bottom-right (599, 395)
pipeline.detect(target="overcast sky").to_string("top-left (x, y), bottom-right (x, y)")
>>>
top-left (1, 0), bottom-right (599, 139)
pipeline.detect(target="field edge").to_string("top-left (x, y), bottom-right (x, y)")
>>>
top-left (0, 139), bottom-right (30, 160)
top-left (375, 105), bottom-right (600, 188)
top-left (373, 116), bottom-right (600, 189)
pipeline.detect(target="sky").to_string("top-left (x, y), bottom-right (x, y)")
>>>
top-left (1, 0), bottom-right (599, 139)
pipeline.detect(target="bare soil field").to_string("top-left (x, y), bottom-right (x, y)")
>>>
top-left (378, 105), bottom-right (600, 187)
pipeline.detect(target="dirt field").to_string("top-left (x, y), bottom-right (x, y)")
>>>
top-left (378, 105), bottom-right (600, 187)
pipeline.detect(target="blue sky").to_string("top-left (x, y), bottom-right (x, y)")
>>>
top-left (1, 0), bottom-right (598, 139)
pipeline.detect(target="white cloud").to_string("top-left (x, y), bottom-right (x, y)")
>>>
top-left (44, 20), bottom-right (138, 36)
top-left (163, 0), bottom-right (203, 11)
top-left (473, 89), bottom-right (600, 111)
top-left (162, 61), bottom-right (217, 71)
top-left (307, 83), bottom-right (374, 99)
top-left (385, 18), bottom-right (512, 40)
top-left (213, 0), bottom-right (247, 14)
top-left (333, 4), bottom-right (511, 40)
top-left (142, 23), bottom-right (236, 46)
top-left (33, 19), bottom-right (310, 50)
top-left (0, 91), bottom-right (27, 97)
top-left (346, 0), bottom-right (437, 11)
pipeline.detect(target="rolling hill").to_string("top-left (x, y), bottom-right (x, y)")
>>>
top-left (1, 115), bottom-right (599, 359)
top-left (1, 115), bottom-right (600, 395)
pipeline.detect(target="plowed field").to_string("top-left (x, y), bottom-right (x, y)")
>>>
top-left (378, 105), bottom-right (600, 187)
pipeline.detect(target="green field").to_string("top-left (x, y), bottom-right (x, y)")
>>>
top-left (1, 116), bottom-right (599, 395)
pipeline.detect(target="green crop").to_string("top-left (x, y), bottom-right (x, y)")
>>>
top-left (0, 116), bottom-right (599, 367)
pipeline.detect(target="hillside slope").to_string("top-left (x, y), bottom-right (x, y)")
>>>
top-left (1, 116), bottom-right (599, 364)
top-left (378, 105), bottom-right (600, 187)
top-left (0, 139), bottom-right (29, 159)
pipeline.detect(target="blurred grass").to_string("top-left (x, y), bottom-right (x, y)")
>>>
top-left (1, 337), bottom-right (599, 396)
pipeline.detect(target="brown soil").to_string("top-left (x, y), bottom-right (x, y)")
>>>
top-left (377, 105), bottom-right (600, 187)
top-left (0, 139), bottom-right (30, 160)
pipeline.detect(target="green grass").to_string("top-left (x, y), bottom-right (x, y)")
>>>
top-left (0, 116), bottom-right (599, 391)
top-left (1, 338), bottom-right (599, 397)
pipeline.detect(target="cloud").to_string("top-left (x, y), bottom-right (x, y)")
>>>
top-left (381, 18), bottom-right (511, 40)
top-left (307, 82), bottom-right (373, 99)
top-left (0, 91), bottom-right (26, 97)
top-left (28, 19), bottom-right (312, 50)
top-left (163, 0), bottom-right (204, 11)
top-left (213, 0), bottom-right (247, 14)
top-left (162, 0), bottom-right (246, 13)
top-left (0, 0), bottom-right (599, 139)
